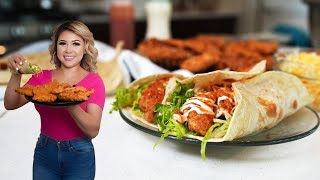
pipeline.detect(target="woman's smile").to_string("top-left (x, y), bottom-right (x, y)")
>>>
top-left (63, 55), bottom-right (76, 61)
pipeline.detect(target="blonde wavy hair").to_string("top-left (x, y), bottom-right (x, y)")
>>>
top-left (49, 21), bottom-right (98, 72)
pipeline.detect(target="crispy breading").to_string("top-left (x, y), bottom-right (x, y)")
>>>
top-left (15, 80), bottom-right (94, 103)
top-left (51, 83), bottom-right (72, 94)
top-left (32, 80), bottom-right (60, 95)
top-left (58, 88), bottom-right (94, 102)
top-left (63, 86), bottom-right (87, 93)
top-left (187, 111), bottom-right (214, 136)
top-left (137, 36), bottom-right (278, 73)
top-left (138, 78), bottom-right (169, 123)
top-left (138, 38), bottom-right (193, 70)
top-left (15, 84), bottom-right (34, 96)
top-left (180, 53), bottom-right (219, 73)
top-left (32, 93), bottom-right (57, 102)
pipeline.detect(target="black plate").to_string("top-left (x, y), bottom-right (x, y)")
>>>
top-left (119, 107), bottom-right (320, 146)
top-left (25, 96), bottom-right (85, 106)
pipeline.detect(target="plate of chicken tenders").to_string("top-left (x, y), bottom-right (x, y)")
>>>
top-left (15, 80), bottom-right (94, 106)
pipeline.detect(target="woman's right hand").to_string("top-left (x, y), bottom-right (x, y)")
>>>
top-left (4, 53), bottom-right (30, 110)
top-left (7, 53), bottom-right (27, 74)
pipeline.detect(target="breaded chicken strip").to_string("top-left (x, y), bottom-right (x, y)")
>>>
top-left (187, 111), bottom-right (214, 136)
top-left (33, 93), bottom-right (57, 102)
top-left (138, 78), bottom-right (169, 123)
top-left (15, 84), bottom-right (35, 96)
top-left (58, 88), bottom-right (94, 102)
top-left (51, 83), bottom-right (72, 94)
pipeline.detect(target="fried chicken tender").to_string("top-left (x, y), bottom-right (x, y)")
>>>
top-left (63, 86), bottom-right (88, 93)
top-left (188, 111), bottom-right (214, 136)
top-left (138, 36), bottom-right (278, 73)
top-left (180, 53), bottom-right (219, 73)
top-left (32, 80), bottom-right (60, 95)
top-left (138, 78), bottom-right (169, 123)
top-left (32, 85), bottom-right (52, 95)
top-left (182, 87), bottom-right (235, 136)
top-left (51, 83), bottom-right (72, 94)
top-left (162, 38), bottom-right (186, 48)
top-left (32, 93), bottom-right (57, 102)
top-left (193, 35), bottom-right (226, 49)
top-left (138, 38), bottom-right (193, 70)
top-left (15, 84), bottom-right (35, 96)
top-left (247, 40), bottom-right (279, 55)
top-left (58, 88), bottom-right (94, 102)
top-left (221, 40), bottom-right (277, 71)
top-left (15, 80), bottom-right (94, 103)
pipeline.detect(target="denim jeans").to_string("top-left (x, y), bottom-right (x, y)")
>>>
top-left (33, 133), bottom-right (95, 180)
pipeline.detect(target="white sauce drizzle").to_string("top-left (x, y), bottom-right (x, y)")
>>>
top-left (181, 99), bottom-right (212, 112)
top-left (176, 92), bottom-right (235, 123)
top-left (217, 95), bottom-right (232, 104)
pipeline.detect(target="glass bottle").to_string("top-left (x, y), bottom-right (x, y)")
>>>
top-left (110, 0), bottom-right (135, 50)
top-left (145, 0), bottom-right (172, 39)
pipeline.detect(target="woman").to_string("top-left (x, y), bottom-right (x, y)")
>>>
top-left (4, 21), bottom-right (105, 180)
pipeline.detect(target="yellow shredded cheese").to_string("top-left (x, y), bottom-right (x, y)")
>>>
top-left (279, 51), bottom-right (320, 80)
top-left (277, 50), bottom-right (320, 111)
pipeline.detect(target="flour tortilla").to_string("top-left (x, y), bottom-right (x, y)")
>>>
top-left (132, 60), bottom-right (314, 142)
top-left (182, 71), bottom-right (313, 142)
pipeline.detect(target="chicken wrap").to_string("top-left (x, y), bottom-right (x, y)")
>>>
top-left (155, 62), bottom-right (313, 158)
top-left (13, 60), bottom-right (42, 74)
top-left (110, 73), bottom-right (186, 126)
top-left (111, 61), bottom-right (314, 159)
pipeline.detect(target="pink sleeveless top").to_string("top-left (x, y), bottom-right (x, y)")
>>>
top-left (26, 70), bottom-right (105, 140)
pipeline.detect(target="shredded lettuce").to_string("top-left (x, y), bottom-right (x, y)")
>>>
top-left (153, 103), bottom-right (189, 148)
top-left (131, 84), bottom-right (148, 116)
top-left (200, 123), bottom-right (222, 160)
top-left (109, 84), bottom-right (148, 114)
top-left (211, 117), bottom-right (232, 138)
top-left (200, 117), bottom-right (231, 160)
top-left (109, 88), bottom-right (133, 113)
top-left (27, 63), bottom-right (42, 73)
top-left (153, 81), bottom-right (194, 148)
top-left (169, 81), bottom-right (194, 107)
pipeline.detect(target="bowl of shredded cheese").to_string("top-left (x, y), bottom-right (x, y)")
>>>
top-left (274, 49), bottom-right (320, 111)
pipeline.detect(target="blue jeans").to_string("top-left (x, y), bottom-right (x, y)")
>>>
top-left (33, 133), bottom-right (95, 180)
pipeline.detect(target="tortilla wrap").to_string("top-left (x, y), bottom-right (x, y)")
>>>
top-left (186, 71), bottom-right (313, 142)
top-left (126, 73), bottom-right (186, 128)
top-left (18, 61), bottom-right (42, 74)
top-left (132, 61), bottom-right (314, 142)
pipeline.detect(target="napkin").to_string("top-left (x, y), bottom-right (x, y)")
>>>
top-left (119, 50), bottom-right (194, 80)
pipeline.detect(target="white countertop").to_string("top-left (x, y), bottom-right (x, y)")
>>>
top-left (1, 93), bottom-right (320, 180)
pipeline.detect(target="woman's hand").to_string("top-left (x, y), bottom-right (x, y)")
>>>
top-left (4, 53), bottom-right (30, 110)
top-left (7, 53), bottom-right (26, 74)
top-left (67, 104), bottom-right (103, 139)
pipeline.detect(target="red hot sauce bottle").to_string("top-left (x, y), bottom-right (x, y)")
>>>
top-left (110, 0), bottom-right (135, 50)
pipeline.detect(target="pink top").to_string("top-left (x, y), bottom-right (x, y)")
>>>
top-left (26, 70), bottom-right (106, 140)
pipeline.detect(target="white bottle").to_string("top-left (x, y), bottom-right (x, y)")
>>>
top-left (145, 0), bottom-right (172, 39)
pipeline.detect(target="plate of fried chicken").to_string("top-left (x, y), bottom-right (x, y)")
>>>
top-left (16, 80), bottom-right (94, 106)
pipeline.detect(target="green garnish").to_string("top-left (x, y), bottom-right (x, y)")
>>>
top-left (109, 88), bottom-right (133, 113)
top-left (109, 84), bottom-right (148, 114)
top-left (153, 103), bottom-right (189, 149)
top-left (27, 63), bottom-right (42, 73)
top-left (152, 81), bottom-right (194, 148)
